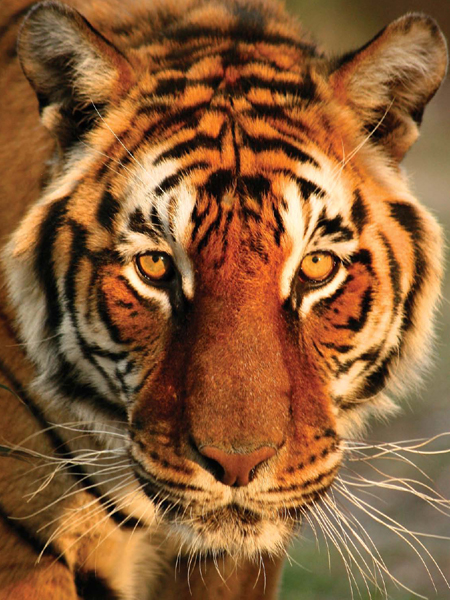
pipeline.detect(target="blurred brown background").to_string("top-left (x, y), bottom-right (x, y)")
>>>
top-left (282, 1), bottom-right (450, 598)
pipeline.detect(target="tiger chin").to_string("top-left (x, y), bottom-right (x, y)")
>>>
top-left (0, 0), bottom-right (447, 599)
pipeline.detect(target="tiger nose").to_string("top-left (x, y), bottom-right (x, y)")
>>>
top-left (199, 445), bottom-right (276, 487)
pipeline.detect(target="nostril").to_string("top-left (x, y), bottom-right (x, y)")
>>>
top-left (199, 452), bottom-right (226, 483)
top-left (198, 445), bottom-right (276, 487)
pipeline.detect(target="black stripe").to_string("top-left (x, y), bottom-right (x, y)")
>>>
top-left (128, 208), bottom-right (160, 240)
top-left (203, 169), bottom-right (234, 202)
top-left (336, 345), bottom-right (383, 376)
top-left (97, 189), bottom-right (120, 234)
top-left (237, 174), bottom-right (271, 202)
top-left (313, 278), bottom-right (349, 315)
top-left (50, 361), bottom-right (127, 420)
top-left (240, 74), bottom-right (311, 98)
top-left (243, 133), bottom-right (319, 167)
top-left (35, 196), bottom-right (70, 334)
top-left (351, 190), bottom-right (368, 235)
top-left (389, 202), bottom-right (427, 336)
top-left (357, 351), bottom-right (395, 399)
top-left (215, 210), bottom-right (235, 266)
top-left (271, 168), bottom-right (324, 200)
top-left (322, 343), bottom-right (353, 353)
top-left (191, 201), bottom-right (213, 242)
top-left (162, 25), bottom-right (314, 51)
top-left (155, 161), bottom-right (209, 196)
top-left (153, 76), bottom-right (187, 96)
top-left (197, 206), bottom-right (223, 253)
top-left (246, 101), bottom-right (288, 121)
top-left (334, 287), bottom-right (373, 332)
top-left (75, 571), bottom-right (119, 600)
top-left (272, 204), bottom-right (285, 246)
top-left (0, 502), bottom-right (67, 565)
top-left (96, 286), bottom-right (133, 346)
top-left (63, 221), bottom-right (122, 395)
top-left (151, 75), bottom-right (223, 99)
top-left (154, 132), bottom-right (222, 164)
top-left (267, 466), bottom-right (337, 493)
top-left (314, 210), bottom-right (354, 243)
top-left (379, 232), bottom-right (402, 311)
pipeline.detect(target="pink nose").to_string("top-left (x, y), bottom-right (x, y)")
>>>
top-left (199, 445), bottom-right (276, 487)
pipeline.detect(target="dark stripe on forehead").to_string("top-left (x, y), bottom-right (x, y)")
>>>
top-left (239, 74), bottom-right (316, 100)
top-left (273, 169), bottom-right (325, 201)
top-left (203, 169), bottom-right (234, 202)
top-left (272, 204), bottom-right (285, 246)
top-left (351, 190), bottom-right (368, 235)
top-left (243, 133), bottom-right (319, 167)
top-left (128, 208), bottom-right (161, 240)
top-left (153, 131), bottom-right (224, 164)
top-left (237, 174), bottom-right (271, 200)
top-left (155, 161), bottom-right (209, 196)
top-left (196, 206), bottom-right (223, 253)
top-left (152, 75), bottom-right (223, 99)
top-left (162, 24), bottom-right (313, 51)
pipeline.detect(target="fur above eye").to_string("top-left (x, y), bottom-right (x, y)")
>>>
top-left (298, 252), bottom-right (339, 285)
top-left (135, 252), bottom-right (175, 284)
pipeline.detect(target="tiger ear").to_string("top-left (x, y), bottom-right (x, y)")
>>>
top-left (330, 14), bottom-right (447, 161)
top-left (18, 1), bottom-right (134, 147)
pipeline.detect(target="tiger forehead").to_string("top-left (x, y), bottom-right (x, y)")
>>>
top-left (128, 0), bottom-right (317, 72)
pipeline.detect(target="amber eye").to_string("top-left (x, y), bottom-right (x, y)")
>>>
top-left (135, 253), bottom-right (174, 283)
top-left (299, 251), bottom-right (337, 284)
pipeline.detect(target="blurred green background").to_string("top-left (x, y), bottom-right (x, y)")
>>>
top-left (281, 1), bottom-right (450, 598)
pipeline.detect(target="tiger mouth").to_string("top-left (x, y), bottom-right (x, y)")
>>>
top-left (134, 465), bottom-right (330, 526)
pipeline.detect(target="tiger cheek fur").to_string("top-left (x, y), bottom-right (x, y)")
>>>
top-left (0, 0), bottom-right (447, 598)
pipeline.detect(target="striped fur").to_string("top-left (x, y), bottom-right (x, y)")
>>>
top-left (0, 1), bottom-right (447, 598)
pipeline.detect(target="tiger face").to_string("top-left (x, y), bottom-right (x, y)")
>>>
top-left (5, 0), bottom-right (447, 561)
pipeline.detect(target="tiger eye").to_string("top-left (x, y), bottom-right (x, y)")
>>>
top-left (135, 253), bottom-right (174, 283)
top-left (299, 252), bottom-right (336, 284)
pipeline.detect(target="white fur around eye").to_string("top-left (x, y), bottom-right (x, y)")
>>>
top-left (122, 264), bottom-right (171, 315)
top-left (299, 264), bottom-right (348, 316)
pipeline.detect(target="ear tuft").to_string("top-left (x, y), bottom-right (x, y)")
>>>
top-left (18, 1), bottom-right (134, 146)
top-left (331, 14), bottom-right (448, 161)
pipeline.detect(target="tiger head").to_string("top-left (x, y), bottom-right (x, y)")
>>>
top-left (5, 0), bottom-right (447, 558)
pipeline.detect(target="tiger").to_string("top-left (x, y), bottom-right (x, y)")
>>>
top-left (0, 0), bottom-right (447, 598)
